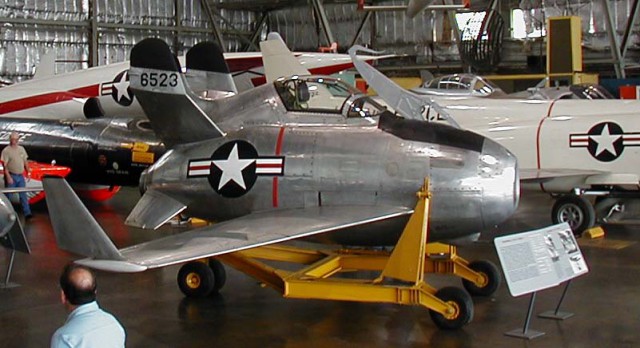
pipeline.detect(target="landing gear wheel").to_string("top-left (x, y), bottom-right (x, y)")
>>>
top-left (551, 195), bottom-right (595, 235)
top-left (208, 258), bottom-right (227, 292)
top-left (429, 287), bottom-right (474, 330)
top-left (462, 260), bottom-right (501, 297)
top-left (177, 262), bottom-right (215, 298)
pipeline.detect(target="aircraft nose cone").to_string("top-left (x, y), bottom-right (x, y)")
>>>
top-left (478, 139), bottom-right (520, 229)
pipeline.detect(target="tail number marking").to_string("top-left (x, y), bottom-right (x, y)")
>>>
top-left (140, 72), bottom-right (178, 88)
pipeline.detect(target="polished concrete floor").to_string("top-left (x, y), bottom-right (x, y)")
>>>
top-left (0, 188), bottom-right (639, 347)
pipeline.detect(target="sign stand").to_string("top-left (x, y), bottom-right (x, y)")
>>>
top-left (1, 250), bottom-right (20, 289)
top-left (539, 280), bottom-right (574, 320)
top-left (505, 291), bottom-right (545, 339)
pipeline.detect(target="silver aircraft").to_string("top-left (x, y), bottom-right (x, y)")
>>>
top-left (44, 39), bottom-right (518, 299)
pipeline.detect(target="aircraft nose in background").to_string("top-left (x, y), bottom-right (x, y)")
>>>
top-left (478, 138), bottom-right (520, 229)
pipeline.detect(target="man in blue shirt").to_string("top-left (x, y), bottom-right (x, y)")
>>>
top-left (51, 264), bottom-right (126, 348)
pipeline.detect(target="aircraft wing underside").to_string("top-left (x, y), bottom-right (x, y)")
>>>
top-left (43, 177), bottom-right (412, 273)
top-left (519, 168), bottom-right (640, 187)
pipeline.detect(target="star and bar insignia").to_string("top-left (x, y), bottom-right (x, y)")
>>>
top-left (570, 121), bottom-right (640, 162)
top-left (187, 140), bottom-right (284, 198)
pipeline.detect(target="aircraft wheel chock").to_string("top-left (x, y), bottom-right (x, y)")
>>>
top-left (177, 262), bottom-right (215, 298)
top-left (429, 287), bottom-right (474, 330)
top-left (208, 258), bottom-right (227, 293)
top-left (462, 260), bottom-right (501, 297)
top-left (551, 195), bottom-right (595, 234)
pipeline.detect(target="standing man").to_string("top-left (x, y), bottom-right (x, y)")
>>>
top-left (52, 263), bottom-right (126, 348)
top-left (1, 132), bottom-right (32, 219)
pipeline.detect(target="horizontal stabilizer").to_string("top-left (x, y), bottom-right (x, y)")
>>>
top-left (185, 41), bottom-right (237, 95)
top-left (43, 177), bottom-right (123, 260)
top-left (129, 38), bottom-right (225, 147)
top-left (125, 189), bottom-right (187, 229)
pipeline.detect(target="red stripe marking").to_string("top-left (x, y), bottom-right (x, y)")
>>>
top-left (189, 165), bottom-right (211, 170)
top-left (275, 127), bottom-right (285, 156)
top-left (272, 177), bottom-right (279, 208)
top-left (273, 127), bottom-right (286, 208)
top-left (0, 84), bottom-right (100, 115)
top-left (257, 163), bottom-right (282, 168)
top-left (536, 100), bottom-right (557, 192)
top-left (308, 62), bottom-right (355, 76)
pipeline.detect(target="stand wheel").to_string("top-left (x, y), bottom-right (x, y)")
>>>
top-left (177, 262), bottom-right (215, 298)
top-left (208, 258), bottom-right (227, 292)
top-left (462, 260), bottom-right (501, 297)
top-left (429, 287), bottom-right (474, 330)
top-left (551, 195), bottom-right (595, 234)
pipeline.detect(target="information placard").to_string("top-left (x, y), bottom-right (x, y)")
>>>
top-left (494, 223), bottom-right (588, 297)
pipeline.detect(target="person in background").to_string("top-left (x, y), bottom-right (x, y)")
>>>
top-left (51, 263), bottom-right (126, 348)
top-left (1, 132), bottom-right (31, 219)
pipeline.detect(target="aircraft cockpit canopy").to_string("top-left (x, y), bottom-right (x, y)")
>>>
top-left (423, 73), bottom-right (504, 97)
top-left (274, 76), bottom-right (387, 118)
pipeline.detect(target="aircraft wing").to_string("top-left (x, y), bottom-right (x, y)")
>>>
top-left (520, 168), bottom-right (606, 183)
top-left (348, 45), bottom-right (459, 127)
top-left (43, 177), bottom-right (412, 273)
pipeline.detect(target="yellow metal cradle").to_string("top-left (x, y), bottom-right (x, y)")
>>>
top-left (215, 180), bottom-right (498, 329)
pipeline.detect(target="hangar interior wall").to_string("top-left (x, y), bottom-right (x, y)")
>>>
top-left (0, 0), bottom-right (639, 82)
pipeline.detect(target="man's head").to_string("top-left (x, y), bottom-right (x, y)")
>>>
top-left (59, 263), bottom-right (97, 307)
top-left (9, 132), bottom-right (19, 146)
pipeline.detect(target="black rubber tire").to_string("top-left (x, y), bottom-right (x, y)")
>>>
top-left (208, 258), bottom-right (227, 292)
top-left (551, 195), bottom-right (595, 234)
top-left (462, 260), bottom-right (501, 297)
top-left (177, 262), bottom-right (215, 298)
top-left (429, 287), bottom-right (474, 330)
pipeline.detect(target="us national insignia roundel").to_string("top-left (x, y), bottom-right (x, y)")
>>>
top-left (101, 70), bottom-right (134, 106)
top-left (187, 140), bottom-right (285, 198)
top-left (569, 121), bottom-right (640, 162)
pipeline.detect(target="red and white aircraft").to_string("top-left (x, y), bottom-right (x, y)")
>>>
top-left (0, 50), bottom-right (387, 120)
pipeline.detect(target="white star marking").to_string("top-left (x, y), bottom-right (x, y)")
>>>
top-left (590, 124), bottom-right (621, 157)
top-left (212, 144), bottom-right (254, 190)
top-left (112, 71), bottom-right (131, 103)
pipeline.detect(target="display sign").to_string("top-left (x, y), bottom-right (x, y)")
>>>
top-left (494, 223), bottom-right (588, 297)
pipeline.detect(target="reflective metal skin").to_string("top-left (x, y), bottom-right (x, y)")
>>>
top-left (131, 38), bottom-right (519, 246)
top-left (349, 46), bottom-right (640, 233)
top-left (0, 117), bottom-right (165, 186)
top-left (41, 38), bottom-right (518, 273)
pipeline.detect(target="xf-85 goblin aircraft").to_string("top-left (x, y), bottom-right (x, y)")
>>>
top-left (43, 38), bottom-right (518, 329)
top-left (350, 46), bottom-right (640, 234)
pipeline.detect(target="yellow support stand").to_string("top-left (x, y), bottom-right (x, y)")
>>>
top-left (216, 179), bottom-right (497, 330)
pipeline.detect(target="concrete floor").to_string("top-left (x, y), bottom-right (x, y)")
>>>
top-left (0, 188), bottom-right (639, 347)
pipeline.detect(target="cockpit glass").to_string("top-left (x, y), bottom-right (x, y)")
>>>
top-left (274, 76), bottom-right (386, 118)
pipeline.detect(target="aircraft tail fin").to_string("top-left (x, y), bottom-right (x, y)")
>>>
top-left (260, 32), bottom-right (311, 81)
top-left (185, 41), bottom-right (237, 97)
top-left (33, 50), bottom-right (56, 79)
top-left (129, 38), bottom-right (225, 147)
top-left (42, 177), bottom-right (124, 261)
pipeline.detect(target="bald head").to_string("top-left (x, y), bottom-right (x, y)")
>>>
top-left (60, 263), bottom-right (97, 306)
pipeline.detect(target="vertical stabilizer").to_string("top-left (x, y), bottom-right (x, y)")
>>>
top-left (129, 38), bottom-right (225, 147)
top-left (185, 41), bottom-right (238, 97)
top-left (260, 32), bottom-right (311, 81)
